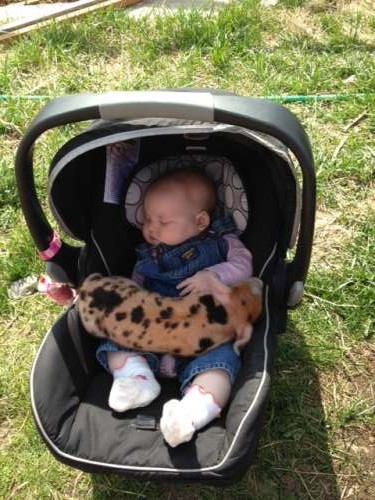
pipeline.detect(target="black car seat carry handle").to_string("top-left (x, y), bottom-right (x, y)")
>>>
top-left (15, 91), bottom-right (315, 287)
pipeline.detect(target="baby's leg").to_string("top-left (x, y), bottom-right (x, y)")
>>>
top-left (108, 351), bottom-right (161, 412)
top-left (160, 342), bottom-right (240, 447)
top-left (192, 369), bottom-right (231, 407)
top-left (160, 369), bottom-right (231, 448)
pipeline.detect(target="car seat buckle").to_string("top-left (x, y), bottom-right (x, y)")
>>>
top-left (132, 414), bottom-right (158, 430)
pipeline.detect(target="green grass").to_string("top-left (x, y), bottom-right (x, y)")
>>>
top-left (1, 0), bottom-right (374, 497)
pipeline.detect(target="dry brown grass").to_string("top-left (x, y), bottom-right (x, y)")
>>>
top-left (319, 343), bottom-right (375, 499)
top-left (312, 208), bottom-right (355, 271)
top-left (262, 0), bottom-right (375, 48)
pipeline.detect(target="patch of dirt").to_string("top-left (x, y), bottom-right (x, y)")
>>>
top-left (312, 208), bottom-right (355, 271)
top-left (337, 0), bottom-right (375, 15)
top-left (278, 7), bottom-right (328, 41)
top-left (263, 0), bottom-right (375, 48)
top-left (334, 428), bottom-right (375, 499)
top-left (308, 0), bottom-right (374, 13)
top-left (312, 187), bottom-right (375, 272)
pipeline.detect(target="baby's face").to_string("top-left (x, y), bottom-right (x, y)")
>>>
top-left (142, 189), bottom-right (201, 246)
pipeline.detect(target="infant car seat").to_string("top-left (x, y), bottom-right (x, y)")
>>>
top-left (15, 90), bottom-right (315, 483)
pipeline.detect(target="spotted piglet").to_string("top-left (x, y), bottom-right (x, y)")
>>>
top-left (77, 273), bottom-right (263, 356)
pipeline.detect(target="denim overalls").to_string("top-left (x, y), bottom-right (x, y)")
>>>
top-left (96, 216), bottom-right (241, 393)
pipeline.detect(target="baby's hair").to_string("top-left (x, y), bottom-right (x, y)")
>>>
top-left (146, 168), bottom-right (216, 214)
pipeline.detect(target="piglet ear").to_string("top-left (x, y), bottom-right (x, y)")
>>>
top-left (233, 324), bottom-right (253, 354)
top-left (209, 277), bottom-right (231, 305)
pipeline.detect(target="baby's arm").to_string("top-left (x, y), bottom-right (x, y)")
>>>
top-left (207, 233), bottom-right (253, 285)
top-left (177, 234), bottom-right (253, 294)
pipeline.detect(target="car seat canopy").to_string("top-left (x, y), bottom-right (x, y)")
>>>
top-left (47, 118), bottom-right (301, 282)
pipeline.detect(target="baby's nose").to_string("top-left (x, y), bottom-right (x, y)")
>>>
top-left (148, 222), bottom-right (158, 236)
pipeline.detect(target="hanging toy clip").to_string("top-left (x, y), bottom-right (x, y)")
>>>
top-left (38, 275), bottom-right (76, 306)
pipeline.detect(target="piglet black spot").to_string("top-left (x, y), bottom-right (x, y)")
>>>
top-left (195, 337), bottom-right (215, 354)
top-left (199, 295), bottom-right (228, 325)
top-left (160, 307), bottom-right (173, 319)
top-left (142, 318), bottom-right (150, 329)
top-left (122, 330), bottom-right (131, 337)
top-left (183, 321), bottom-right (190, 328)
top-left (89, 288), bottom-right (123, 314)
top-left (131, 306), bottom-right (145, 324)
top-left (155, 297), bottom-right (162, 306)
top-left (199, 337), bottom-right (214, 351)
top-left (173, 349), bottom-right (181, 354)
top-left (115, 312), bottom-right (127, 321)
top-left (189, 304), bottom-right (200, 315)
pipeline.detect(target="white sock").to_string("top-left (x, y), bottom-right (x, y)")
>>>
top-left (160, 385), bottom-right (221, 448)
top-left (108, 356), bottom-right (161, 412)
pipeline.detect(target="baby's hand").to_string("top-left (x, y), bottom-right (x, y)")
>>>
top-left (177, 270), bottom-right (220, 296)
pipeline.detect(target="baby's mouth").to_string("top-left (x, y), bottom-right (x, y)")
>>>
top-left (148, 235), bottom-right (159, 245)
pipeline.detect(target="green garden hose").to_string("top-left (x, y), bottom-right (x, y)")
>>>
top-left (0, 93), bottom-right (373, 104)
top-left (264, 93), bottom-right (372, 103)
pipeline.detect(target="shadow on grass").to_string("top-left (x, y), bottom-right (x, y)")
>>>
top-left (89, 320), bottom-right (340, 499)
top-left (248, 319), bottom-right (340, 498)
